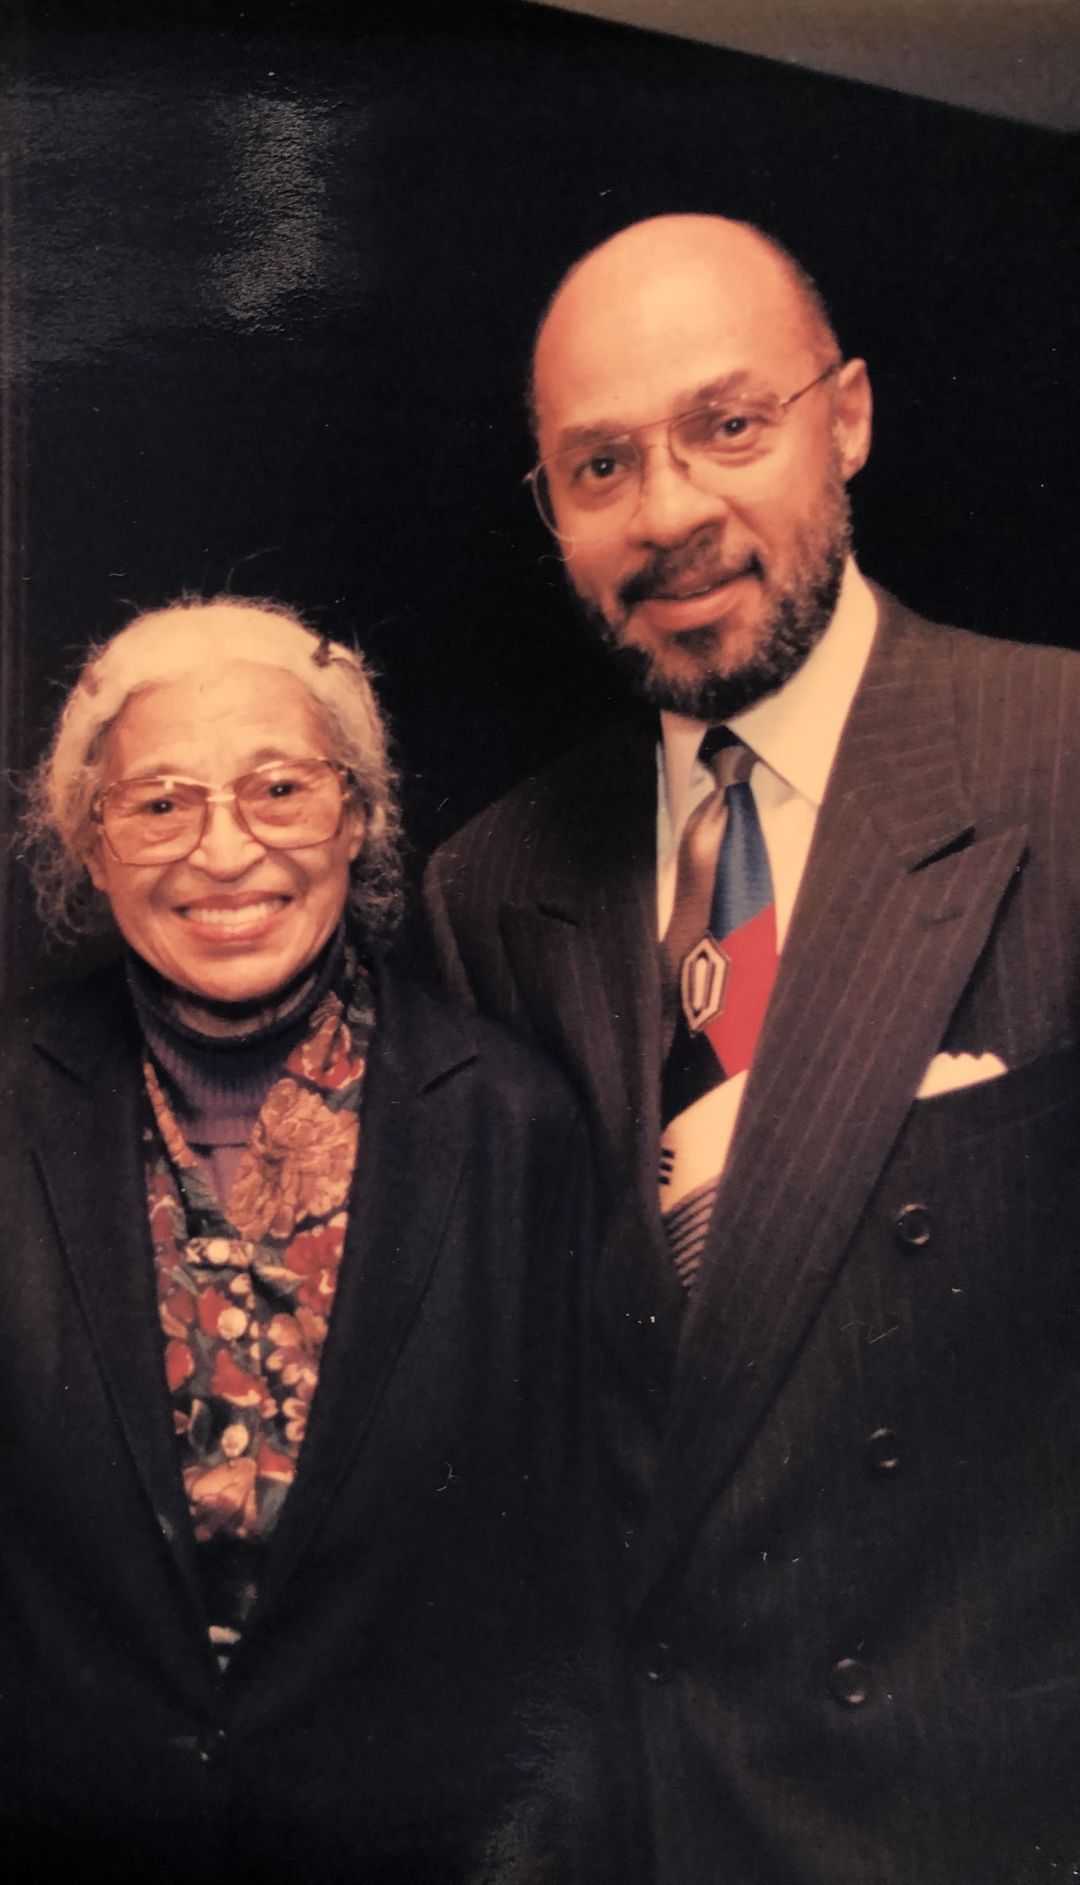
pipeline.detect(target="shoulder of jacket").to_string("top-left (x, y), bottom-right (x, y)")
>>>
top-left (0, 960), bottom-right (133, 1085)
top-left (429, 715), bottom-right (655, 868)
top-left (878, 587), bottom-right (1080, 685)
top-left (380, 965), bottom-right (585, 1123)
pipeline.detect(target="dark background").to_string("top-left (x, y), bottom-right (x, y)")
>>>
top-left (1, 0), bottom-right (1077, 999)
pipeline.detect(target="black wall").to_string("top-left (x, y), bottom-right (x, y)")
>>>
top-left (2, 0), bottom-right (1077, 997)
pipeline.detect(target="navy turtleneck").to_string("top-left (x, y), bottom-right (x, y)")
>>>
top-left (127, 925), bottom-right (347, 1205)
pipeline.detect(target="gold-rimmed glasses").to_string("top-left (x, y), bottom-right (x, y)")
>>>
top-left (526, 361), bottom-right (842, 543)
top-left (91, 757), bottom-right (355, 865)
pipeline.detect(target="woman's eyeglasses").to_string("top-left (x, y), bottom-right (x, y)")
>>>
top-left (91, 757), bottom-right (355, 865)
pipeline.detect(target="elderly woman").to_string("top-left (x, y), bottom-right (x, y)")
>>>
top-left (2, 597), bottom-right (617, 1884)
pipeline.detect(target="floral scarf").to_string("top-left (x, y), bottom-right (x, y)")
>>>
top-left (144, 955), bottom-right (375, 1548)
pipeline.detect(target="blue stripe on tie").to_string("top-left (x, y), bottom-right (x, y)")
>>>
top-left (710, 780), bottom-right (773, 939)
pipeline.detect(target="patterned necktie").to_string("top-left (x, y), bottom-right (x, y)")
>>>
top-left (659, 728), bottom-right (778, 1287)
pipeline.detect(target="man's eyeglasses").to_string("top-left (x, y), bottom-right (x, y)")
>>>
top-left (526, 361), bottom-right (842, 544)
top-left (91, 757), bottom-right (355, 866)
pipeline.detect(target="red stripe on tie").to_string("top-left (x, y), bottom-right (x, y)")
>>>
top-left (703, 902), bottom-right (778, 1077)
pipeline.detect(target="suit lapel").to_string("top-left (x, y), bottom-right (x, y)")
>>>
top-left (256, 969), bottom-right (476, 1605)
top-left (497, 717), bottom-right (661, 1173)
top-left (496, 716), bottom-right (686, 1335)
top-left (27, 975), bottom-right (207, 1617)
top-left (636, 598), bottom-right (1028, 1601)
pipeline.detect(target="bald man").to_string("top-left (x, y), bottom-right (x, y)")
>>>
top-left (425, 217), bottom-right (1080, 1884)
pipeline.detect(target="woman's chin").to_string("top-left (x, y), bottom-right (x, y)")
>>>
top-left (148, 936), bottom-right (310, 1009)
top-left (128, 898), bottom-right (338, 1007)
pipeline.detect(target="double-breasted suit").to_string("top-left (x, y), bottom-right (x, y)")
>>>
top-left (0, 962), bottom-right (620, 1883)
top-left (425, 593), bottom-right (1080, 1884)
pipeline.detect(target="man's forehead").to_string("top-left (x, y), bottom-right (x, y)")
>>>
top-left (533, 239), bottom-right (815, 440)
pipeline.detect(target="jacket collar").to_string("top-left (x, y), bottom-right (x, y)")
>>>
top-left (26, 959), bottom-right (482, 1638)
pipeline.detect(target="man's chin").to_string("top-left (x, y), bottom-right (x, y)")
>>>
top-left (583, 541), bottom-right (847, 723)
top-left (595, 618), bottom-right (791, 722)
top-left (623, 651), bottom-right (785, 722)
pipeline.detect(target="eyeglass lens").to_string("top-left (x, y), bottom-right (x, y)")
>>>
top-left (101, 761), bottom-right (344, 863)
top-left (534, 366), bottom-right (838, 540)
top-left (536, 400), bottom-right (781, 537)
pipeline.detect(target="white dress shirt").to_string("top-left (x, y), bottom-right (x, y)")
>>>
top-left (655, 559), bottom-right (878, 1200)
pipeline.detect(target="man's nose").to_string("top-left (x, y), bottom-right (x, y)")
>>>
top-left (631, 441), bottom-right (729, 546)
top-left (187, 799), bottom-right (266, 874)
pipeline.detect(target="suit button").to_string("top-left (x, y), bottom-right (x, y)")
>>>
top-left (895, 1203), bottom-right (931, 1249)
top-left (643, 1641), bottom-right (675, 1684)
top-left (828, 1658), bottom-right (873, 1708)
top-left (198, 1728), bottom-right (227, 1766)
top-left (867, 1428), bottom-right (901, 1475)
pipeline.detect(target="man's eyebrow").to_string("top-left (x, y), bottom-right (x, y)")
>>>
top-left (550, 420), bottom-right (635, 453)
top-left (549, 371), bottom-right (762, 452)
top-left (682, 370), bottom-right (759, 406)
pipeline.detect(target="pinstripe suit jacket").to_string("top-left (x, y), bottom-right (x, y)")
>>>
top-left (424, 593), bottom-right (1080, 1885)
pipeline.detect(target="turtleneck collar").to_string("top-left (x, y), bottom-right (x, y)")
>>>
top-left (126, 922), bottom-right (347, 1054)
top-left (126, 923), bottom-right (350, 1173)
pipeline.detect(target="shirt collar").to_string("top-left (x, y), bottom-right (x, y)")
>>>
top-left (660, 558), bottom-right (878, 827)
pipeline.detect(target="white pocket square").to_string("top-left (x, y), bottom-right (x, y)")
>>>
top-left (916, 1051), bottom-right (1008, 1099)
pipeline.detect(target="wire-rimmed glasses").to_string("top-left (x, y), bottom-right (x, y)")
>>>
top-left (91, 757), bottom-right (355, 866)
top-left (525, 361), bottom-right (842, 543)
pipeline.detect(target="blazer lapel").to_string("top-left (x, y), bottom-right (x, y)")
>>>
top-left (255, 968), bottom-right (476, 1605)
top-left (636, 598), bottom-right (1028, 1602)
top-left (27, 975), bottom-right (207, 1616)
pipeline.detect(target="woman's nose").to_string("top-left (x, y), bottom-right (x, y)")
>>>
top-left (186, 798), bottom-right (266, 874)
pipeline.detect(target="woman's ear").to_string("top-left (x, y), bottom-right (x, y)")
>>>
top-left (85, 837), bottom-right (109, 893)
top-left (345, 805), bottom-right (367, 865)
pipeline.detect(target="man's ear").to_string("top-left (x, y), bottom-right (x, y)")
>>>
top-left (833, 357), bottom-right (873, 482)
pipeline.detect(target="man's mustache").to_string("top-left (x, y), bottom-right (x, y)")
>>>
top-left (618, 545), bottom-right (764, 615)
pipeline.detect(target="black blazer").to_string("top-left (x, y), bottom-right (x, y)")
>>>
top-left (425, 593), bottom-right (1080, 1885)
top-left (0, 961), bottom-right (620, 1884)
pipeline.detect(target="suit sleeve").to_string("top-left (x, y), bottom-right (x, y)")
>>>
top-left (481, 1106), bottom-right (642, 1885)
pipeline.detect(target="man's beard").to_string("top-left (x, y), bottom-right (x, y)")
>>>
top-left (578, 474), bottom-right (852, 722)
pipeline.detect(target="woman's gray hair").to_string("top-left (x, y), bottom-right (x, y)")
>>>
top-left (19, 593), bottom-right (404, 946)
